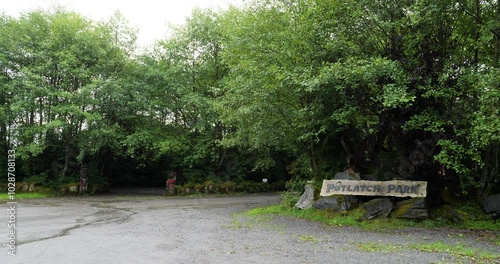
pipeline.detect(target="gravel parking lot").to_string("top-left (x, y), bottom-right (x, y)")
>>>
top-left (1, 191), bottom-right (498, 264)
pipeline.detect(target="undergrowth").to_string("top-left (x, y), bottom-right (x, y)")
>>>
top-left (356, 242), bottom-right (500, 263)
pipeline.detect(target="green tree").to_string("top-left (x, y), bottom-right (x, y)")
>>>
top-left (1, 8), bottom-right (133, 185)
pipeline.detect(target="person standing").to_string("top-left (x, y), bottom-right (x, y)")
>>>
top-left (166, 171), bottom-right (177, 195)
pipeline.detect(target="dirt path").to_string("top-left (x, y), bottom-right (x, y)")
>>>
top-left (0, 192), bottom-right (498, 263)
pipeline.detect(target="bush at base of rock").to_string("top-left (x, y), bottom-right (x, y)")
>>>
top-left (432, 205), bottom-right (469, 224)
top-left (220, 181), bottom-right (236, 194)
top-left (390, 198), bottom-right (428, 220)
top-left (89, 184), bottom-right (109, 194)
top-left (13, 182), bottom-right (38, 193)
top-left (239, 182), bottom-right (270, 193)
top-left (270, 180), bottom-right (286, 192)
top-left (36, 187), bottom-right (55, 195)
top-left (313, 195), bottom-right (358, 212)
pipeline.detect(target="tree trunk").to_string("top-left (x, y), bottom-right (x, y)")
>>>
top-left (79, 162), bottom-right (89, 194)
top-left (61, 144), bottom-right (70, 179)
top-left (478, 143), bottom-right (499, 199)
top-left (496, 0), bottom-right (500, 66)
top-left (308, 141), bottom-right (320, 180)
top-left (474, 0), bottom-right (480, 66)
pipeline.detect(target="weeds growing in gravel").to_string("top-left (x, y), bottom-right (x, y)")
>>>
top-left (297, 235), bottom-right (320, 243)
top-left (355, 242), bottom-right (500, 263)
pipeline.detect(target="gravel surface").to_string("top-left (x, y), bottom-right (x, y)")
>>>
top-left (0, 191), bottom-right (498, 264)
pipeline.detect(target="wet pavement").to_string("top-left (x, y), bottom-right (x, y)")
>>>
top-left (0, 190), bottom-right (498, 263)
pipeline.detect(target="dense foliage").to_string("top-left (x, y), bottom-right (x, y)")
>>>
top-left (1, 0), bottom-right (498, 201)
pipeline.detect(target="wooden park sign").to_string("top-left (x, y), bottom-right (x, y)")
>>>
top-left (320, 180), bottom-right (427, 198)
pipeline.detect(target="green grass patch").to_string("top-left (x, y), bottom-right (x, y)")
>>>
top-left (356, 242), bottom-right (500, 263)
top-left (245, 204), bottom-right (437, 231)
top-left (0, 192), bottom-right (52, 201)
top-left (245, 204), bottom-right (500, 232)
top-left (408, 242), bottom-right (500, 262)
top-left (246, 204), bottom-right (361, 227)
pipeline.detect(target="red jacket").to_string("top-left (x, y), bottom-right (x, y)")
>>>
top-left (166, 179), bottom-right (176, 185)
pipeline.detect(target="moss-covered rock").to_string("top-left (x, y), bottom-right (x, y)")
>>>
top-left (390, 198), bottom-right (428, 220)
top-left (220, 181), bottom-right (236, 194)
top-left (15, 182), bottom-right (30, 193)
top-left (203, 180), bottom-right (219, 193)
top-left (194, 184), bottom-right (204, 193)
top-left (68, 183), bottom-right (79, 194)
top-left (432, 205), bottom-right (469, 224)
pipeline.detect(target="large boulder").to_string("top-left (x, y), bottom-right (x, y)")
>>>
top-left (295, 184), bottom-right (315, 210)
top-left (313, 195), bottom-right (358, 212)
top-left (360, 174), bottom-right (377, 181)
top-left (390, 198), bottom-right (428, 220)
top-left (361, 198), bottom-right (393, 220)
top-left (333, 171), bottom-right (361, 181)
top-left (482, 194), bottom-right (500, 215)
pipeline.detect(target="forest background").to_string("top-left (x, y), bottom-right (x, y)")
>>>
top-left (0, 0), bottom-right (498, 204)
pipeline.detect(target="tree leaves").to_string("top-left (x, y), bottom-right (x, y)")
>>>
top-left (1, 1), bottom-right (498, 196)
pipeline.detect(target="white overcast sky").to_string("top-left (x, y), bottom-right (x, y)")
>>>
top-left (1, 0), bottom-right (242, 47)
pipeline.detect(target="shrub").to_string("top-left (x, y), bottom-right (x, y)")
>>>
top-left (203, 180), bottom-right (219, 193)
top-left (239, 182), bottom-right (270, 193)
top-left (220, 181), bottom-right (236, 193)
top-left (22, 173), bottom-right (49, 185)
top-left (281, 191), bottom-right (302, 208)
top-left (89, 184), bottom-right (109, 194)
top-left (285, 177), bottom-right (308, 192)
top-left (194, 184), bottom-right (204, 193)
top-left (271, 180), bottom-right (286, 191)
